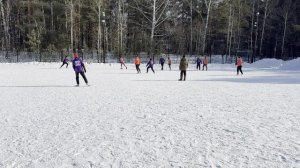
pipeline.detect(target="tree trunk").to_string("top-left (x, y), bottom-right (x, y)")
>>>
top-left (228, 7), bottom-right (234, 63)
top-left (97, 0), bottom-right (102, 63)
top-left (190, 0), bottom-right (193, 56)
top-left (70, 0), bottom-right (74, 50)
top-left (259, 0), bottom-right (269, 58)
top-left (0, 0), bottom-right (9, 52)
top-left (150, 0), bottom-right (156, 60)
top-left (225, 4), bottom-right (232, 63)
top-left (202, 0), bottom-right (212, 55)
top-left (51, 2), bottom-right (54, 31)
top-left (237, 0), bottom-right (242, 50)
top-left (281, 12), bottom-right (288, 58)
top-left (250, 0), bottom-right (255, 62)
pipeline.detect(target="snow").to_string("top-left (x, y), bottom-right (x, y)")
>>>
top-left (0, 60), bottom-right (300, 167)
top-left (249, 58), bottom-right (300, 71)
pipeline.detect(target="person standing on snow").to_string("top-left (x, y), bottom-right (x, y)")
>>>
top-left (119, 55), bottom-right (127, 69)
top-left (72, 53), bottom-right (89, 86)
top-left (167, 56), bottom-right (172, 70)
top-left (134, 55), bottom-right (141, 73)
top-left (146, 58), bottom-right (155, 73)
top-left (202, 56), bottom-right (209, 71)
top-left (236, 56), bottom-right (244, 75)
top-left (60, 56), bottom-right (69, 68)
top-left (179, 54), bottom-right (188, 81)
top-left (159, 56), bottom-right (165, 70)
top-left (196, 57), bottom-right (202, 70)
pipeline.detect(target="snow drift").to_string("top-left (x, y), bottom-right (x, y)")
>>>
top-left (249, 58), bottom-right (300, 71)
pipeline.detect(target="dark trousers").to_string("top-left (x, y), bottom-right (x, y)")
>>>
top-left (121, 63), bottom-right (127, 69)
top-left (168, 64), bottom-right (171, 70)
top-left (136, 64), bottom-right (141, 73)
top-left (180, 70), bottom-right (186, 80)
top-left (161, 63), bottom-right (164, 70)
top-left (147, 66), bottom-right (155, 73)
top-left (76, 72), bottom-right (88, 85)
top-left (237, 66), bottom-right (243, 75)
top-left (196, 63), bottom-right (201, 70)
top-left (60, 62), bottom-right (68, 68)
top-left (202, 64), bottom-right (207, 71)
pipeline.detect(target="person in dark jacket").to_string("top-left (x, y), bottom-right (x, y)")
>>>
top-left (159, 56), bottom-right (165, 70)
top-left (60, 56), bottom-right (69, 68)
top-left (179, 54), bottom-right (188, 81)
top-left (146, 58), bottom-right (155, 73)
top-left (196, 57), bottom-right (202, 70)
top-left (167, 56), bottom-right (172, 70)
top-left (72, 53), bottom-right (89, 86)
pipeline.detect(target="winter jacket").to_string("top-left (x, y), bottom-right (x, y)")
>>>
top-left (72, 57), bottom-right (86, 73)
top-left (159, 57), bottom-right (165, 64)
top-left (179, 57), bottom-right (188, 71)
top-left (203, 58), bottom-right (209, 65)
top-left (63, 58), bottom-right (68, 63)
top-left (196, 58), bottom-right (202, 64)
top-left (168, 58), bottom-right (171, 65)
top-left (237, 58), bottom-right (243, 66)
top-left (134, 57), bottom-right (141, 65)
top-left (146, 60), bottom-right (154, 67)
top-left (119, 57), bottom-right (125, 63)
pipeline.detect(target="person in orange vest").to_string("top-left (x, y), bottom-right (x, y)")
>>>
top-left (236, 56), bottom-right (244, 75)
top-left (134, 55), bottom-right (141, 73)
top-left (202, 56), bottom-right (209, 71)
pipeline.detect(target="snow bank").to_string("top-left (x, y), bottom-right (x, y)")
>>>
top-left (280, 58), bottom-right (300, 71)
top-left (250, 58), bottom-right (300, 71)
top-left (250, 58), bottom-right (283, 69)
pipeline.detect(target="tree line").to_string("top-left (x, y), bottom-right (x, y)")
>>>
top-left (0, 0), bottom-right (299, 63)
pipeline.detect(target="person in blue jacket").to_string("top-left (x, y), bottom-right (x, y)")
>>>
top-left (146, 58), bottom-right (155, 73)
top-left (196, 57), bottom-right (202, 70)
top-left (159, 56), bottom-right (165, 70)
top-left (72, 53), bottom-right (89, 86)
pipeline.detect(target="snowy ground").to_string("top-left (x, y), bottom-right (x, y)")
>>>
top-left (0, 62), bottom-right (299, 168)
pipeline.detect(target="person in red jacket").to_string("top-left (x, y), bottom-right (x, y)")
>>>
top-left (236, 56), bottom-right (244, 75)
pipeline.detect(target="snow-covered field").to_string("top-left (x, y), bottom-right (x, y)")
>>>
top-left (0, 60), bottom-right (300, 168)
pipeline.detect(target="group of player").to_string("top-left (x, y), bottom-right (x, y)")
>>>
top-left (60, 53), bottom-right (244, 85)
top-left (118, 54), bottom-right (243, 81)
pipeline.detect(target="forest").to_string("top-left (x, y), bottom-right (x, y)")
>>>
top-left (0, 0), bottom-right (299, 62)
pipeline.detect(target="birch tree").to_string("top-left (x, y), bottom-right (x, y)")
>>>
top-left (65, 0), bottom-right (74, 50)
top-left (0, 0), bottom-right (10, 52)
top-left (129, 0), bottom-right (170, 59)
top-left (202, 0), bottom-right (213, 55)
top-left (280, 0), bottom-right (292, 58)
top-left (93, 0), bottom-right (102, 62)
top-left (258, 0), bottom-right (269, 57)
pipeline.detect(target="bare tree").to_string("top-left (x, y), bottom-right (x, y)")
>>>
top-left (65, 0), bottom-right (74, 50)
top-left (93, 0), bottom-right (102, 62)
top-left (0, 0), bottom-right (10, 53)
top-left (129, 0), bottom-right (170, 59)
top-left (202, 0), bottom-right (213, 55)
top-left (259, 0), bottom-right (269, 57)
top-left (280, 0), bottom-right (292, 58)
